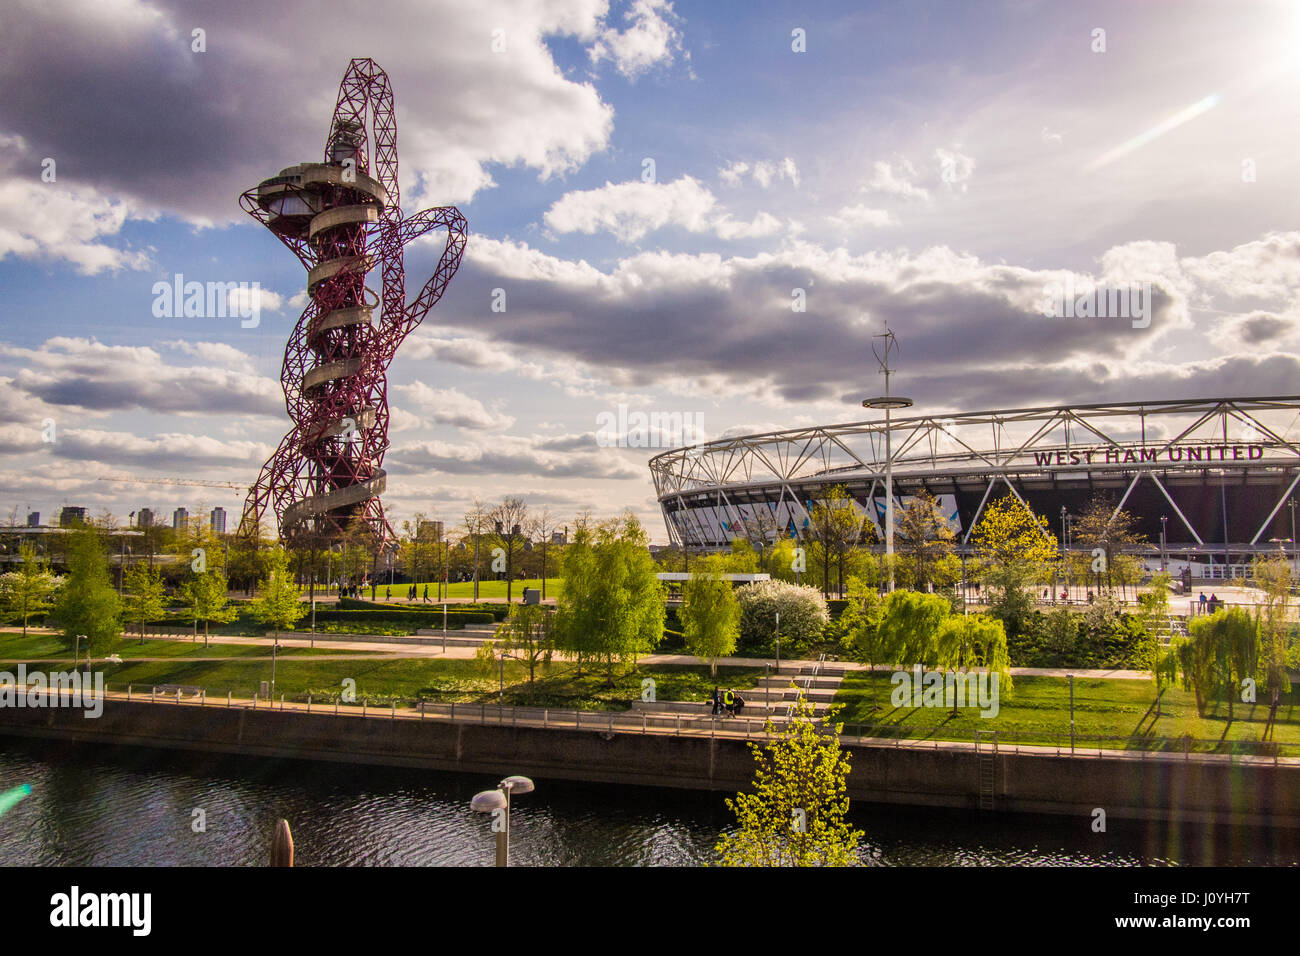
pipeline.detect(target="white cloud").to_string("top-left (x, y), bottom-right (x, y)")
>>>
top-left (864, 159), bottom-right (929, 201)
top-left (935, 147), bottom-right (976, 192)
top-left (720, 157), bottom-right (799, 189)
top-left (0, 138), bottom-right (154, 274)
top-left (718, 161), bottom-right (750, 187)
top-left (543, 176), bottom-right (781, 242)
top-left (828, 204), bottom-right (897, 229)
top-left (588, 0), bottom-right (684, 79)
top-left (394, 382), bottom-right (515, 431)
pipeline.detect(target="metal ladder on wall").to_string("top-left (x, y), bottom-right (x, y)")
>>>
top-left (974, 729), bottom-right (997, 811)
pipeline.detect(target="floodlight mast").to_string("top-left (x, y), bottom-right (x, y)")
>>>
top-left (863, 326), bottom-right (913, 592)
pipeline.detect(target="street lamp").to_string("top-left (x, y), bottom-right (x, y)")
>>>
top-left (1160, 515), bottom-right (1168, 574)
top-left (1290, 498), bottom-right (1297, 575)
top-left (270, 640), bottom-right (282, 701)
top-left (471, 775), bottom-right (534, 867)
top-left (774, 610), bottom-right (781, 674)
top-left (863, 327), bottom-right (912, 593)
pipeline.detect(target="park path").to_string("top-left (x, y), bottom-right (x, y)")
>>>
top-left (0, 627), bottom-right (1155, 679)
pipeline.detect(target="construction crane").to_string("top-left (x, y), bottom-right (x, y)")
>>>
top-left (98, 475), bottom-right (249, 496)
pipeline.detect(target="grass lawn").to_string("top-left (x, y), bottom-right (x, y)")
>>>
top-left (834, 671), bottom-right (1300, 756)
top-left (75, 656), bottom-right (760, 711)
top-left (0, 632), bottom-right (376, 662)
top-left (370, 578), bottom-right (563, 601)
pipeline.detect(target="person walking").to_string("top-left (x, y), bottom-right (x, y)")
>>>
top-left (423, 584), bottom-right (430, 603)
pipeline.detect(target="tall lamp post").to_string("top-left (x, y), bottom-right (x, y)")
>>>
top-left (1060, 506), bottom-right (1068, 602)
top-left (470, 775), bottom-right (534, 867)
top-left (1160, 515), bottom-right (1168, 574)
top-left (862, 327), bottom-right (912, 593)
top-left (1290, 498), bottom-right (1297, 576)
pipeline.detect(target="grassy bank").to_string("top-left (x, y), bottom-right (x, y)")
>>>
top-left (834, 671), bottom-right (1300, 756)
top-left (63, 656), bottom-right (760, 712)
top-left (0, 632), bottom-right (378, 662)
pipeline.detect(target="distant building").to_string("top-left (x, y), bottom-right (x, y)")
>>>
top-left (137, 508), bottom-right (154, 529)
top-left (210, 507), bottom-right (227, 534)
top-left (418, 519), bottom-right (444, 540)
top-left (172, 507), bottom-right (189, 531)
top-left (26, 512), bottom-right (39, 528)
top-left (59, 506), bottom-right (87, 527)
top-left (551, 530), bottom-right (567, 545)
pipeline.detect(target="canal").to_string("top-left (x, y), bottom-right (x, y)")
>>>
top-left (0, 739), bottom-right (1294, 866)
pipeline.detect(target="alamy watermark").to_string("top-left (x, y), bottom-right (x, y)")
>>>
top-left (890, 664), bottom-right (1000, 718)
top-left (596, 403), bottom-right (705, 449)
top-left (1041, 278), bottom-right (1152, 329)
top-left (0, 666), bottom-right (104, 718)
top-left (151, 273), bottom-right (263, 328)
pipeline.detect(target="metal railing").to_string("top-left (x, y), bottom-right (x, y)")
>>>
top-left (101, 684), bottom-right (1300, 765)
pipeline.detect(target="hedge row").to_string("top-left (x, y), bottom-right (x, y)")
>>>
top-left (313, 608), bottom-right (495, 626)
top-left (336, 598), bottom-right (511, 620)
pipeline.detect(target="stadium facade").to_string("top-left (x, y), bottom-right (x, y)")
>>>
top-left (650, 397), bottom-right (1300, 578)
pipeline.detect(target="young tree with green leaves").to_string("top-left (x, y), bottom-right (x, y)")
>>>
top-left (178, 569), bottom-right (237, 647)
top-left (714, 696), bottom-right (862, 867)
top-left (970, 493), bottom-right (1057, 635)
top-left (680, 554), bottom-right (740, 676)
top-left (250, 547), bottom-right (307, 633)
top-left (123, 560), bottom-right (167, 645)
top-left (841, 575), bottom-right (890, 709)
top-left (52, 527), bottom-right (122, 661)
top-left (896, 490), bottom-right (956, 592)
top-left (499, 603), bottom-right (554, 690)
top-left (0, 543), bottom-right (61, 636)
top-left (553, 515), bottom-right (665, 683)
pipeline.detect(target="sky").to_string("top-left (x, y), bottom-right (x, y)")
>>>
top-left (1, 0), bottom-right (1298, 542)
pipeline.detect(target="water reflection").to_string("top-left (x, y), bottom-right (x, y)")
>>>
top-left (0, 740), bottom-right (1293, 866)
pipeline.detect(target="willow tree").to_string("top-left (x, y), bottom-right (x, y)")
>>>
top-left (714, 696), bottom-right (862, 867)
top-left (1252, 555), bottom-right (1294, 738)
top-left (933, 613), bottom-right (1011, 716)
top-left (1181, 608), bottom-right (1256, 720)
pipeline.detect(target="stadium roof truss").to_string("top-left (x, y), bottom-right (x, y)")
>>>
top-left (649, 397), bottom-right (1300, 550)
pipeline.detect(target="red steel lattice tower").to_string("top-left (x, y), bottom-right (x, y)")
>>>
top-left (237, 58), bottom-right (467, 546)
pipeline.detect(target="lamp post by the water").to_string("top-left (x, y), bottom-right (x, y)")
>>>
top-left (863, 327), bottom-right (912, 593)
top-left (1068, 673), bottom-right (1075, 754)
top-left (471, 775), bottom-right (534, 867)
top-left (270, 640), bottom-right (282, 701)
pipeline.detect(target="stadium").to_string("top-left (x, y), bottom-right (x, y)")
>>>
top-left (649, 397), bottom-right (1300, 580)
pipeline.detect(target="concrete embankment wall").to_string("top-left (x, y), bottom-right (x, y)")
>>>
top-left (1, 702), bottom-right (1296, 828)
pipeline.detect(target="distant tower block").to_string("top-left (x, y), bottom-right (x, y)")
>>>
top-left (210, 507), bottom-right (227, 534)
top-left (173, 507), bottom-right (189, 531)
top-left (237, 58), bottom-right (467, 546)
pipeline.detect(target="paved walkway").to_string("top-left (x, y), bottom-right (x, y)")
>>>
top-left (0, 627), bottom-right (1157, 678)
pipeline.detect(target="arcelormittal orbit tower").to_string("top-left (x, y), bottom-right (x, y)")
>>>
top-left (238, 58), bottom-right (466, 545)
